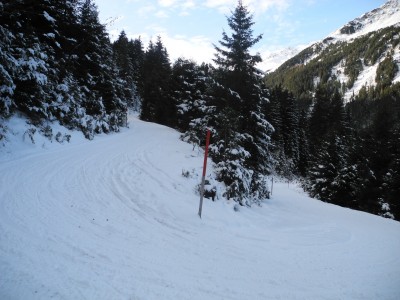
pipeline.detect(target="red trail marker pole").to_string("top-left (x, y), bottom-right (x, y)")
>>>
top-left (198, 129), bottom-right (211, 218)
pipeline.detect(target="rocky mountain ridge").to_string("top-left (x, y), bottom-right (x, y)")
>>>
top-left (265, 0), bottom-right (400, 101)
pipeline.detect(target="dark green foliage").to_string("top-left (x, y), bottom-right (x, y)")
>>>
top-left (212, 107), bottom-right (252, 203)
top-left (344, 56), bottom-right (362, 89)
top-left (212, 1), bottom-right (273, 202)
top-left (76, 0), bottom-right (126, 123)
top-left (171, 59), bottom-right (215, 133)
top-left (263, 9), bottom-right (400, 220)
top-left (0, 0), bottom-right (129, 139)
top-left (179, 1), bottom-right (272, 204)
top-left (112, 32), bottom-right (144, 110)
top-left (1, 0), bottom-right (65, 122)
top-left (297, 110), bottom-right (310, 176)
top-left (382, 126), bottom-right (400, 218)
top-left (265, 26), bottom-right (400, 99)
top-left (308, 84), bottom-right (340, 151)
top-left (265, 85), bottom-right (302, 176)
top-left (113, 31), bottom-right (132, 77)
top-left (302, 81), bottom-right (400, 220)
top-left (300, 80), bottom-right (400, 218)
top-left (0, 22), bottom-right (14, 116)
top-left (307, 137), bottom-right (342, 202)
top-left (140, 37), bottom-right (176, 127)
top-left (305, 83), bottom-right (354, 207)
top-left (213, 0), bottom-right (262, 75)
top-left (376, 52), bottom-right (398, 89)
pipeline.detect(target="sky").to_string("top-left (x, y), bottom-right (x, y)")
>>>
top-left (94, 0), bottom-right (388, 70)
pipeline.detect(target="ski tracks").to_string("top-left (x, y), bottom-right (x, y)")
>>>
top-left (1, 117), bottom-right (400, 300)
top-left (0, 120), bottom-right (200, 299)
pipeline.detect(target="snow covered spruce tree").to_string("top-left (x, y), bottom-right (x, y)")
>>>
top-left (211, 0), bottom-right (274, 204)
top-left (0, 2), bottom-right (17, 118)
top-left (381, 126), bottom-right (400, 219)
top-left (112, 31), bottom-right (144, 111)
top-left (171, 59), bottom-right (221, 135)
top-left (171, 58), bottom-right (204, 132)
top-left (0, 0), bottom-right (68, 123)
top-left (305, 83), bottom-right (358, 208)
top-left (75, 0), bottom-right (127, 137)
top-left (140, 36), bottom-right (176, 127)
top-left (297, 109), bottom-right (310, 177)
top-left (266, 85), bottom-right (301, 177)
top-left (0, 0), bottom-right (128, 139)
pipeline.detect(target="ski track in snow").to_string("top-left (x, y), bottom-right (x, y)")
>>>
top-left (1, 116), bottom-right (400, 300)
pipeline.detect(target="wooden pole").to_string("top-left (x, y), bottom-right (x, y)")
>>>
top-left (198, 129), bottom-right (211, 218)
top-left (271, 177), bottom-right (274, 196)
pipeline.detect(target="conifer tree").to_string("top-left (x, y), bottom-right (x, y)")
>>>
top-left (172, 58), bottom-right (208, 132)
top-left (308, 84), bottom-right (332, 154)
top-left (2, 0), bottom-right (55, 122)
top-left (212, 1), bottom-right (273, 202)
top-left (76, 0), bottom-right (109, 116)
top-left (382, 126), bottom-right (400, 219)
top-left (76, 0), bottom-right (127, 136)
top-left (265, 86), bottom-right (283, 146)
top-left (180, 63), bottom-right (221, 148)
top-left (306, 83), bottom-right (354, 206)
top-left (297, 109), bottom-right (310, 176)
top-left (213, 107), bottom-right (253, 204)
top-left (267, 85), bottom-right (301, 176)
top-left (141, 36), bottom-right (175, 127)
top-left (347, 133), bottom-right (375, 210)
top-left (280, 89), bottom-right (300, 164)
top-left (113, 31), bottom-right (142, 110)
top-left (128, 37), bottom-right (145, 110)
top-left (0, 2), bottom-right (18, 117)
top-left (113, 31), bottom-right (132, 79)
top-left (307, 135), bottom-right (341, 201)
top-left (0, 0), bottom-right (128, 139)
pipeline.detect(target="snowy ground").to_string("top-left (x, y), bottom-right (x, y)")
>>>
top-left (1, 115), bottom-right (400, 300)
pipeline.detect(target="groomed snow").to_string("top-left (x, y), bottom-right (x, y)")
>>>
top-left (1, 115), bottom-right (400, 300)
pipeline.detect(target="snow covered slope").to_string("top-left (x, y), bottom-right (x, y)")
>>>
top-left (329, 0), bottom-right (400, 100)
top-left (263, 0), bottom-right (400, 74)
top-left (1, 116), bottom-right (400, 300)
top-left (330, 0), bottom-right (400, 41)
top-left (260, 45), bottom-right (308, 73)
top-left (265, 0), bottom-right (400, 100)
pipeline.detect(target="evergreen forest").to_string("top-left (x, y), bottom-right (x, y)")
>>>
top-left (1, 0), bottom-right (399, 220)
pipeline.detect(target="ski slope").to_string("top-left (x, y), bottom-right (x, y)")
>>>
top-left (1, 116), bottom-right (400, 300)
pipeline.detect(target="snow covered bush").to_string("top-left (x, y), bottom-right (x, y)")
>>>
top-left (23, 128), bottom-right (36, 144)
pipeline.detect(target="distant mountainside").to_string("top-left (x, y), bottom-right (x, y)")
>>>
top-left (265, 0), bottom-right (400, 101)
top-left (259, 45), bottom-right (307, 73)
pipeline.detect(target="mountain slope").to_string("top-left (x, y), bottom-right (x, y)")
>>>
top-left (259, 45), bottom-right (308, 73)
top-left (331, 0), bottom-right (400, 41)
top-left (1, 115), bottom-right (400, 300)
top-left (265, 0), bottom-right (400, 101)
